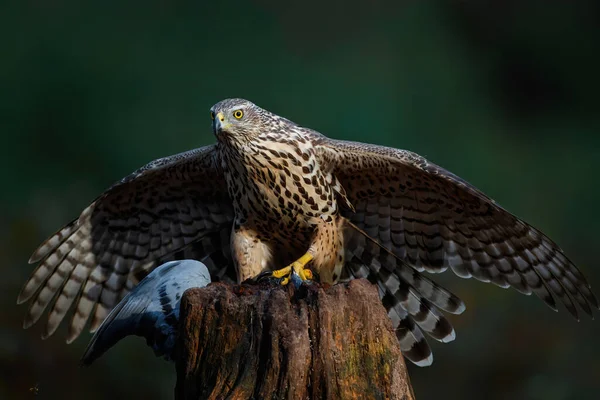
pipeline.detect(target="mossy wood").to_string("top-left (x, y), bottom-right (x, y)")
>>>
top-left (174, 279), bottom-right (415, 400)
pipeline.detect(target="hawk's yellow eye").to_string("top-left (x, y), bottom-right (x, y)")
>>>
top-left (233, 109), bottom-right (244, 119)
top-left (210, 111), bottom-right (215, 120)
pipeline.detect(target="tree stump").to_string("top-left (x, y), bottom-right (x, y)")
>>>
top-left (174, 279), bottom-right (415, 400)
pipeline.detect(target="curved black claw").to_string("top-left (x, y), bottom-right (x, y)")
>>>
top-left (254, 271), bottom-right (286, 286)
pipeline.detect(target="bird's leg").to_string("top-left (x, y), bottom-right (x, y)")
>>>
top-left (269, 217), bottom-right (344, 286)
top-left (271, 253), bottom-right (314, 285)
top-left (231, 226), bottom-right (273, 283)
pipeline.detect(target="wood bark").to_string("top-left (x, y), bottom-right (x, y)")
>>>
top-left (174, 279), bottom-right (415, 400)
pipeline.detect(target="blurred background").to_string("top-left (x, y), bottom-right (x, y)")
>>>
top-left (1, 1), bottom-right (599, 399)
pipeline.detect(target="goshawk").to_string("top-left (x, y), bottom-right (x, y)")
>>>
top-left (18, 98), bottom-right (598, 366)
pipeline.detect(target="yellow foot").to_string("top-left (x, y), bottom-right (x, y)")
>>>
top-left (271, 253), bottom-right (314, 285)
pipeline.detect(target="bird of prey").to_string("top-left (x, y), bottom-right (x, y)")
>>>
top-left (81, 259), bottom-right (211, 365)
top-left (18, 98), bottom-right (598, 366)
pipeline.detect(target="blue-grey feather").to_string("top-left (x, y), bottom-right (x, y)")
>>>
top-left (81, 260), bottom-right (211, 365)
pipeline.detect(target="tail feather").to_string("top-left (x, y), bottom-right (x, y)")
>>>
top-left (344, 220), bottom-right (464, 366)
top-left (395, 313), bottom-right (433, 367)
top-left (346, 259), bottom-right (433, 366)
top-left (387, 301), bottom-right (433, 366)
top-left (346, 220), bottom-right (465, 312)
top-left (375, 265), bottom-right (456, 343)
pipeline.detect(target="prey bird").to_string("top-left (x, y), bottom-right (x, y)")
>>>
top-left (80, 259), bottom-right (212, 365)
top-left (18, 98), bottom-right (598, 366)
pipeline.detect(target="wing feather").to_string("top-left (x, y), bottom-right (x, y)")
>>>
top-left (19, 145), bottom-right (234, 341)
top-left (317, 139), bottom-right (598, 318)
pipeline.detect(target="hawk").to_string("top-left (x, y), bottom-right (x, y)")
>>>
top-left (18, 98), bottom-right (598, 366)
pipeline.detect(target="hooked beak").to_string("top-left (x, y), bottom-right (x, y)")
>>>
top-left (212, 112), bottom-right (229, 136)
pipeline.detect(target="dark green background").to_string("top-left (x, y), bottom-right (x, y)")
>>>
top-left (1, 1), bottom-right (599, 399)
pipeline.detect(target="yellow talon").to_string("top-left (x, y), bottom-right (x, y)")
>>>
top-left (298, 268), bottom-right (313, 281)
top-left (294, 263), bottom-right (312, 281)
top-left (295, 253), bottom-right (314, 269)
top-left (270, 252), bottom-right (314, 285)
top-left (272, 266), bottom-right (291, 279)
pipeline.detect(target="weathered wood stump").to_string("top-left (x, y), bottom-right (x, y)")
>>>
top-left (174, 279), bottom-right (415, 400)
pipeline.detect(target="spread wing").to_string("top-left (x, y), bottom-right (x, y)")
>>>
top-left (18, 145), bottom-right (234, 342)
top-left (318, 139), bottom-right (598, 320)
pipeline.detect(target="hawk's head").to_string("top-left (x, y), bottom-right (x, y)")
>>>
top-left (210, 98), bottom-right (265, 144)
top-left (210, 98), bottom-right (296, 145)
